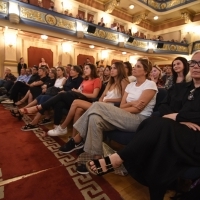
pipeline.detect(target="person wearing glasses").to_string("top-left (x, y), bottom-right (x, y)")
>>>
top-left (86, 51), bottom-right (200, 200)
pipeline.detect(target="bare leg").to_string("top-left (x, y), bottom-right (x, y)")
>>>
top-left (15, 90), bottom-right (30, 105)
top-left (28, 93), bottom-right (33, 104)
top-left (30, 112), bottom-right (42, 125)
top-left (20, 104), bottom-right (42, 114)
top-left (24, 99), bottom-right (37, 108)
top-left (44, 110), bottom-right (51, 119)
top-left (60, 100), bottom-right (92, 129)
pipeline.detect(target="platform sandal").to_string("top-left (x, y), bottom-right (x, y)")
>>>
top-left (86, 156), bottom-right (114, 176)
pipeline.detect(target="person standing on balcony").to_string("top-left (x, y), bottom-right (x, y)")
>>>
top-left (49, 0), bottom-right (57, 12)
top-left (98, 17), bottom-right (105, 27)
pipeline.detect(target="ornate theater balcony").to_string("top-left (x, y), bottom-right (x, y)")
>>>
top-left (0, 0), bottom-right (199, 55)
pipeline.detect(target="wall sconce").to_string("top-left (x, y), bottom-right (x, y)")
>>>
top-left (4, 27), bottom-right (17, 48)
top-left (101, 50), bottom-right (109, 60)
top-left (62, 42), bottom-right (72, 53)
top-left (129, 56), bottom-right (137, 65)
top-left (41, 35), bottom-right (48, 40)
top-left (89, 45), bottom-right (95, 49)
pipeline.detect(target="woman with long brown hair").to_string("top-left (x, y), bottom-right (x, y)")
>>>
top-left (19, 64), bottom-right (101, 131)
top-left (47, 62), bottom-right (129, 137)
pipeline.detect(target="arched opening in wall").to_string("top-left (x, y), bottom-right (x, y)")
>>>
top-left (111, 59), bottom-right (123, 64)
top-left (28, 46), bottom-right (53, 68)
top-left (77, 54), bottom-right (95, 67)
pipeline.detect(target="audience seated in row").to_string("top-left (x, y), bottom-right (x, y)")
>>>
top-left (4, 53), bottom-right (200, 199)
top-left (17, 64), bottom-right (101, 131)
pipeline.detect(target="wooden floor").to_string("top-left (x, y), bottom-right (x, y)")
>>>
top-left (45, 123), bottom-right (175, 200)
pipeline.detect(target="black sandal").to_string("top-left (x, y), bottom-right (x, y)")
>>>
top-left (86, 156), bottom-right (114, 176)
top-left (21, 124), bottom-right (39, 131)
top-left (10, 109), bottom-right (23, 120)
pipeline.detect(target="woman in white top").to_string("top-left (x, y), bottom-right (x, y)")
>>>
top-left (39, 58), bottom-right (49, 68)
top-left (21, 67), bottom-right (66, 109)
top-left (59, 58), bottom-right (158, 163)
top-left (47, 62), bottom-right (129, 137)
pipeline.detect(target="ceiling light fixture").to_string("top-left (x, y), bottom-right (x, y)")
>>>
top-left (154, 16), bottom-right (158, 20)
top-left (41, 35), bottom-right (48, 40)
top-left (129, 5), bottom-right (134, 9)
top-left (89, 45), bottom-right (95, 49)
top-left (122, 51), bottom-right (126, 55)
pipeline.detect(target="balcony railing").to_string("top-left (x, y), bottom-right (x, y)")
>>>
top-left (0, 0), bottom-right (199, 55)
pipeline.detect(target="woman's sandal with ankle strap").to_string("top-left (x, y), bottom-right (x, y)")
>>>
top-left (86, 156), bottom-right (114, 176)
top-left (10, 109), bottom-right (23, 120)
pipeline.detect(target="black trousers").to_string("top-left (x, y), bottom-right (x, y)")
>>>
top-left (117, 117), bottom-right (200, 200)
top-left (10, 81), bottom-right (29, 102)
top-left (41, 91), bottom-right (89, 125)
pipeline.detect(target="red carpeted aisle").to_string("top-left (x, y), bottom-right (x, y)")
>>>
top-left (4, 165), bottom-right (122, 200)
top-left (0, 105), bottom-right (122, 200)
top-left (0, 105), bottom-right (62, 179)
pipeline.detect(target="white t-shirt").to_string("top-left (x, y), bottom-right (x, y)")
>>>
top-left (125, 79), bottom-right (158, 116)
top-left (103, 88), bottom-right (121, 104)
top-left (54, 77), bottom-right (66, 88)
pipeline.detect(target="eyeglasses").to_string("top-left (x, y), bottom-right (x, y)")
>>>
top-left (188, 88), bottom-right (195, 101)
top-left (188, 60), bottom-right (200, 67)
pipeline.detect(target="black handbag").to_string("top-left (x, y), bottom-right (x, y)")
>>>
top-left (45, 86), bottom-right (61, 96)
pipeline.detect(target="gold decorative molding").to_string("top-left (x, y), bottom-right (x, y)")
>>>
top-left (139, 0), bottom-right (197, 11)
top-left (56, 17), bottom-right (76, 31)
top-left (133, 13), bottom-right (148, 25)
top-left (105, 0), bottom-right (120, 14)
top-left (157, 44), bottom-right (188, 52)
top-left (20, 6), bottom-right (76, 31)
top-left (127, 39), bottom-right (148, 49)
top-left (20, 7), bottom-right (46, 23)
top-left (0, 1), bottom-right (7, 14)
top-left (87, 29), bottom-right (118, 42)
top-left (45, 14), bottom-right (57, 26)
top-left (193, 43), bottom-right (200, 51)
top-left (181, 12), bottom-right (192, 24)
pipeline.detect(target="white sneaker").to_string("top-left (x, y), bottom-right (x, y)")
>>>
top-left (1, 99), bottom-right (13, 104)
top-left (47, 125), bottom-right (67, 136)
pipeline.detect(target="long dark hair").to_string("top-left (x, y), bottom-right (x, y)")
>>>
top-left (123, 61), bottom-right (132, 76)
top-left (84, 64), bottom-right (98, 80)
top-left (171, 57), bottom-right (189, 84)
top-left (73, 65), bottom-right (83, 76)
top-left (105, 62), bottom-right (128, 95)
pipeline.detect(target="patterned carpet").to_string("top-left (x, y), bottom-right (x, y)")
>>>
top-left (0, 104), bottom-right (122, 200)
